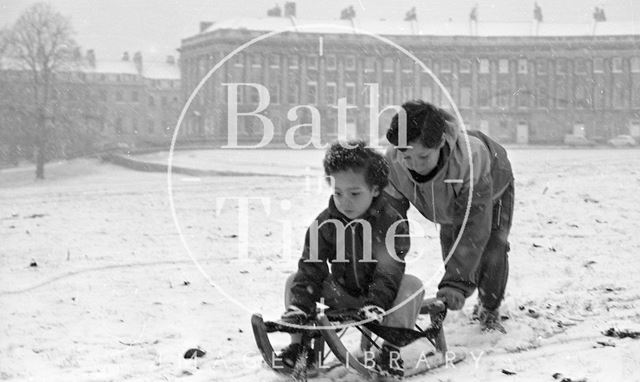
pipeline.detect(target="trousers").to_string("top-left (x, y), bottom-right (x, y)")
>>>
top-left (284, 272), bottom-right (424, 329)
top-left (440, 182), bottom-right (514, 311)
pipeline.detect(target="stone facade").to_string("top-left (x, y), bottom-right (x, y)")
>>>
top-left (179, 18), bottom-right (640, 146)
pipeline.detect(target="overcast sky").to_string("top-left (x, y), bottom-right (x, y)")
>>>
top-left (1, 0), bottom-right (638, 61)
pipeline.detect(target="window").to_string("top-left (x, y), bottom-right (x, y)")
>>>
top-left (478, 88), bottom-right (490, 107)
top-left (460, 86), bottom-right (471, 108)
top-left (556, 78), bottom-right (568, 108)
top-left (251, 54), bottom-right (262, 68)
top-left (307, 81), bottom-right (317, 104)
top-left (364, 57), bottom-right (375, 73)
top-left (288, 55), bottom-right (299, 69)
top-left (612, 57), bottom-right (623, 73)
top-left (402, 86), bottom-right (413, 100)
top-left (116, 91), bottom-right (123, 102)
top-left (574, 59), bottom-right (587, 75)
top-left (556, 59), bottom-right (567, 75)
top-left (132, 91), bottom-right (138, 102)
top-left (518, 88), bottom-right (530, 108)
top-left (402, 59), bottom-right (414, 73)
top-left (325, 55), bottom-right (336, 71)
top-left (345, 83), bottom-right (356, 105)
top-left (307, 56), bottom-right (318, 71)
top-left (633, 85), bottom-right (640, 108)
top-left (326, 82), bottom-right (336, 105)
top-left (536, 59), bottom-right (547, 75)
top-left (383, 86), bottom-right (394, 105)
top-left (234, 53), bottom-right (244, 67)
top-left (270, 84), bottom-right (280, 104)
top-left (479, 58), bottom-right (490, 74)
top-left (440, 59), bottom-right (452, 73)
top-left (249, 85), bottom-right (260, 104)
top-left (383, 57), bottom-right (394, 72)
top-left (421, 86), bottom-right (432, 102)
top-left (499, 59), bottom-right (509, 74)
top-left (536, 86), bottom-right (548, 108)
top-left (231, 86), bottom-right (244, 104)
top-left (287, 83), bottom-right (298, 104)
top-left (613, 82), bottom-right (626, 108)
top-left (198, 57), bottom-right (207, 78)
top-left (440, 86), bottom-right (451, 105)
top-left (593, 58), bottom-right (604, 73)
top-left (594, 86), bottom-right (606, 109)
top-left (518, 59), bottom-right (528, 74)
top-left (345, 55), bottom-right (356, 71)
top-left (497, 88), bottom-right (509, 108)
top-left (161, 96), bottom-right (167, 106)
top-left (149, 96), bottom-right (155, 107)
top-left (460, 59), bottom-right (471, 73)
top-left (364, 84), bottom-right (376, 107)
top-left (269, 54), bottom-right (280, 68)
top-left (631, 57), bottom-right (640, 73)
top-left (574, 84), bottom-right (591, 109)
top-left (100, 90), bottom-right (107, 102)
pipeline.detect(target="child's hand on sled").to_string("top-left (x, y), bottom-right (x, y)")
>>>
top-left (436, 287), bottom-right (465, 310)
top-left (359, 305), bottom-right (385, 324)
top-left (281, 305), bottom-right (308, 324)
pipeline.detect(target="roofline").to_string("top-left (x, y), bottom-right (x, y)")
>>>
top-left (182, 18), bottom-right (639, 42)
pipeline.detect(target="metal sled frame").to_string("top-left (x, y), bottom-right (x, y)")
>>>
top-left (317, 297), bottom-right (449, 378)
top-left (252, 297), bottom-right (457, 380)
top-left (251, 314), bottom-right (326, 378)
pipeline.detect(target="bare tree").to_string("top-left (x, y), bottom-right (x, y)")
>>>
top-left (5, 3), bottom-right (79, 179)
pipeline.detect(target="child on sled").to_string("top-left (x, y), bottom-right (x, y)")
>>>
top-left (279, 140), bottom-right (425, 378)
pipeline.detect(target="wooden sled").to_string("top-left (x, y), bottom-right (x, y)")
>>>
top-left (251, 297), bottom-right (466, 381)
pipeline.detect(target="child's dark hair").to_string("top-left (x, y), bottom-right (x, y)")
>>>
top-left (323, 140), bottom-right (389, 190)
top-left (386, 100), bottom-right (455, 149)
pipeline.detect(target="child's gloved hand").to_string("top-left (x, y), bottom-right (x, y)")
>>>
top-left (359, 305), bottom-right (385, 324)
top-left (281, 305), bottom-right (308, 324)
top-left (436, 287), bottom-right (465, 310)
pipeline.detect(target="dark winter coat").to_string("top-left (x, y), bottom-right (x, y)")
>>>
top-left (290, 196), bottom-right (410, 314)
top-left (384, 123), bottom-right (514, 298)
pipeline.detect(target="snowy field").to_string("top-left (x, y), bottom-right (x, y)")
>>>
top-left (1, 148), bottom-right (640, 381)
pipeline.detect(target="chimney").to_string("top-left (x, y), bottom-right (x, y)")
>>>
top-left (200, 21), bottom-right (214, 33)
top-left (267, 4), bottom-right (282, 17)
top-left (166, 55), bottom-right (176, 65)
top-left (340, 5), bottom-right (356, 20)
top-left (133, 51), bottom-right (143, 74)
top-left (122, 51), bottom-right (130, 61)
top-left (284, 2), bottom-right (296, 17)
top-left (86, 49), bottom-right (96, 67)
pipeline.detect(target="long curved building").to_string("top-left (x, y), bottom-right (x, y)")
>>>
top-left (179, 16), bottom-right (640, 146)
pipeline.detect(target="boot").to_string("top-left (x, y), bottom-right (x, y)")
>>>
top-left (374, 344), bottom-right (404, 379)
top-left (478, 306), bottom-right (507, 334)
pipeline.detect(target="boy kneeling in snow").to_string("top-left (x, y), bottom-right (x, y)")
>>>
top-left (279, 140), bottom-right (424, 378)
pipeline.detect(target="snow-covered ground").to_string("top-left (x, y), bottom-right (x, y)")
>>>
top-left (1, 148), bottom-right (639, 381)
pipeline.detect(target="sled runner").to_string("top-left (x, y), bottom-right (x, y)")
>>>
top-left (251, 297), bottom-right (466, 380)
